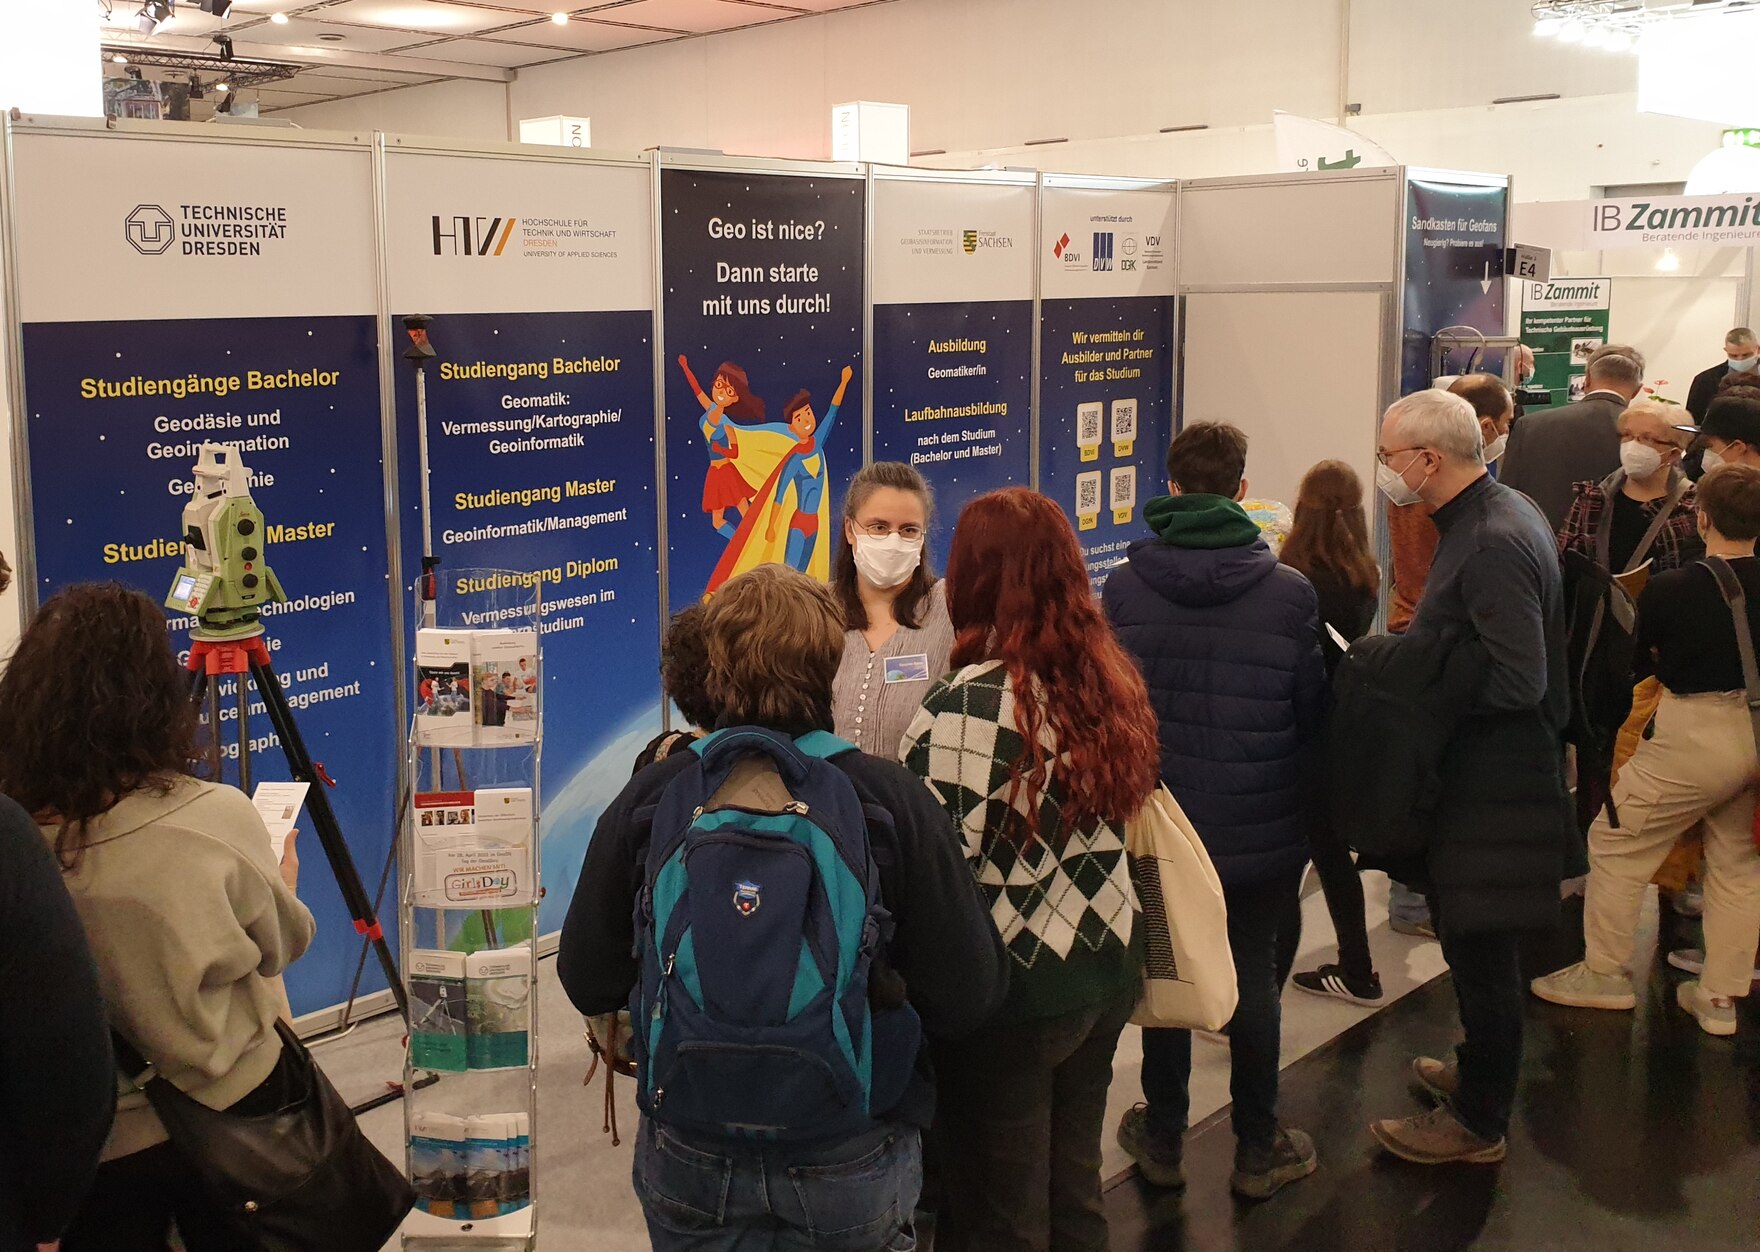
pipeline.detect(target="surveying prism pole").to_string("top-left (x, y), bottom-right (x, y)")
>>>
top-left (168, 444), bottom-right (408, 1020)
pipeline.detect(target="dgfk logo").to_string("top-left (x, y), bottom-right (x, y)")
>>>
top-left (125, 204), bottom-right (176, 256)
top-left (432, 215), bottom-right (517, 257)
top-left (1092, 231), bottom-right (1114, 272)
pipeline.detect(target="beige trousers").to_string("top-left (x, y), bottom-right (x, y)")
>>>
top-left (1584, 690), bottom-right (1760, 999)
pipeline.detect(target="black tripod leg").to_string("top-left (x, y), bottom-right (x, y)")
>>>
top-left (250, 657), bottom-right (409, 1019)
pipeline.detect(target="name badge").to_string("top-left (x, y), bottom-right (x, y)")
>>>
top-left (884, 654), bottom-right (931, 684)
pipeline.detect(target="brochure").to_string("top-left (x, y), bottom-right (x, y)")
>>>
top-left (249, 780), bottom-right (308, 863)
top-left (412, 788), bottom-right (534, 908)
top-left (410, 1113), bottom-right (470, 1218)
top-left (408, 949), bottom-right (468, 1073)
top-left (411, 1112), bottom-right (531, 1223)
top-left (465, 946), bottom-right (532, 1070)
top-left (415, 630), bottom-right (473, 747)
top-left (473, 630), bottom-right (538, 746)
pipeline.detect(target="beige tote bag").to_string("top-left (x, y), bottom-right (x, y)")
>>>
top-left (1126, 785), bottom-right (1238, 1031)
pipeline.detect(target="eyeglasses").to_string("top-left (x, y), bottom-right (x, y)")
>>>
top-left (1620, 432), bottom-right (1680, 453)
top-left (1376, 446), bottom-right (1430, 467)
top-left (857, 521), bottom-right (924, 541)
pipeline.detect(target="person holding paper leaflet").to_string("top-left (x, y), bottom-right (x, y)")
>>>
top-left (1279, 461), bottom-right (1386, 1007)
top-left (0, 583), bottom-right (316, 1251)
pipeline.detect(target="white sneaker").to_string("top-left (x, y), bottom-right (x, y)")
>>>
top-left (1666, 948), bottom-right (1760, 983)
top-left (1675, 980), bottom-right (1738, 1037)
top-left (1529, 962), bottom-right (1636, 1010)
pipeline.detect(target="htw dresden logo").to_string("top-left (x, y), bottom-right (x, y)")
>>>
top-left (432, 215), bottom-right (518, 257)
top-left (125, 204), bottom-right (176, 256)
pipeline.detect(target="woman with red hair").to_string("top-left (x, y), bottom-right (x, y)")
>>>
top-left (902, 488), bottom-right (1160, 1252)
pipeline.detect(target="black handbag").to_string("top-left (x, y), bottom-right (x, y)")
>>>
top-left (112, 1019), bottom-right (414, 1251)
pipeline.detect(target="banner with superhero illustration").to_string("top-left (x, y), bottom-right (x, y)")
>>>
top-left (659, 167), bottom-right (866, 611)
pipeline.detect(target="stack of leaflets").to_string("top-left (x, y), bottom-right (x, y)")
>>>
top-left (409, 945), bottom-right (532, 1072)
top-left (410, 1112), bottom-right (531, 1220)
top-left (412, 787), bottom-right (534, 908)
top-left (415, 628), bottom-right (537, 748)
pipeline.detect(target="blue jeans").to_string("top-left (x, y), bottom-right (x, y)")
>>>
top-left (1141, 870), bottom-right (1304, 1155)
top-left (633, 1118), bottom-right (921, 1251)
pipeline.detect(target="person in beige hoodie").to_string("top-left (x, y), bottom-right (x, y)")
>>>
top-left (0, 583), bottom-right (314, 1252)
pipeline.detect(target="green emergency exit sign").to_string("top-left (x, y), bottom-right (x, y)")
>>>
top-left (1722, 128), bottom-right (1760, 148)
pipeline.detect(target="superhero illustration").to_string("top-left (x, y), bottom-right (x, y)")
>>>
top-left (678, 356), bottom-right (766, 539)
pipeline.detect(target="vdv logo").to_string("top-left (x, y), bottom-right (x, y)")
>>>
top-left (1092, 232), bottom-right (1114, 272)
top-left (432, 215), bottom-right (518, 257)
top-left (125, 204), bottom-right (176, 256)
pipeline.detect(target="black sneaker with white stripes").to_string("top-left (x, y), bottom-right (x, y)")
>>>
top-left (1292, 963), bottom-right (1384, 1006)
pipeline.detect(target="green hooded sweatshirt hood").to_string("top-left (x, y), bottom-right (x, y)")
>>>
top-left (1144, 493), bottom-right (1263, 551)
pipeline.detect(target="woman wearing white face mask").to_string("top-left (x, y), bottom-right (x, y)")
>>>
top-left (1557, 400), bottom-right (1703, 578)
top-left (830, 462), bottom-right (954, 757)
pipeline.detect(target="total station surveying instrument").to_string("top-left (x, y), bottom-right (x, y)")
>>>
top-left (166, 442), bottom-right (408, 1018)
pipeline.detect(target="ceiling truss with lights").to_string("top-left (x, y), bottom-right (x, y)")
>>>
top-left (1531, 0), bottom-right (1760, 49)
top-left (99, 0), bottom-right (897, 116)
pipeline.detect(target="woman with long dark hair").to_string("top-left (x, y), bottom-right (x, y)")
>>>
top-left (0, 584), bottom-right (314, 1250)
top-left (902, 488), bottom-right (1160, 1252)
top-left (831, 461), bottom-right (954, 757)
top-left (1280, 461), bottom-right (1386, 1006)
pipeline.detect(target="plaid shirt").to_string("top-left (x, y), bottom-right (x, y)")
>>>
top-left (902, 661), bottom-right (1140, 1024)
top-left (1556, 478), bottom-right (1703, 575)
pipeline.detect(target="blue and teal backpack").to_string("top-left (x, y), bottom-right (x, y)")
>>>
top-left (631, 727), bottom-right (922, 1140)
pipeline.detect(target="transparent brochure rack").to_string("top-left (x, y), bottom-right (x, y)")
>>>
top-left (400, 571), bottom-right (543, 1250)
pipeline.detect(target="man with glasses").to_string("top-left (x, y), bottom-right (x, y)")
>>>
top-left (1501, 344), bottom-right (1646, 531)
top-left (1685, 327), bottom-right (1760, 427)
top-left (1367, 390), bottom-right (1574, 1167)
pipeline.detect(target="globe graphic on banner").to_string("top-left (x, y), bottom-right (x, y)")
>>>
top-left (536, 702), bottom-right (664, 935)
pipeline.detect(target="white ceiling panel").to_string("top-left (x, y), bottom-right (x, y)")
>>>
top-left (316, 1), bottom-right (525, 36)
top-left (487, 18), bottom-right (679, 50)
top-left (230, 17), bottom-right (428, 51)
top-left (583, 0), bottom-right (789, 35)
top-left (386, 36), bottom-right (559, 64)
top-left (759, 0), bottom-right (871, 10)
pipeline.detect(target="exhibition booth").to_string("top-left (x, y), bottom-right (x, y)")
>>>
top-left (0, 113), bottom-right (1512, 1026)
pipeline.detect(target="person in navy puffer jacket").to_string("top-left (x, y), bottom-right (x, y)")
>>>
top-left (1105, 421), bottom-right (1327, 1203)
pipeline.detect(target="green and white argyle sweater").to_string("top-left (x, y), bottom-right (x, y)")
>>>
top-left (902, 660), bottom-right (1141, 1025)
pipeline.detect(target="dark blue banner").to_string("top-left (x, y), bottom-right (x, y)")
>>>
top-left (22, 315), bottom-right (400, 1016)
top-left (390, 310), bottom-right (661, 935)
top-left (1402, 178), bottom-right (1509, 394)
top-left (872, 300), bottom-right (1034, 554)
top-left (1038, 295), bottom-right (1176, 590)
top-left (659, 169), bottom-right (866, 609)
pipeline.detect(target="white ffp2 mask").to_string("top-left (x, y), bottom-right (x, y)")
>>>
top-left (853, 533), bottom-right (924, 589)
top-left (1619, 441), bottom-right (1665, 480)
top-left (1375, 460), bottom-right (1424, 508)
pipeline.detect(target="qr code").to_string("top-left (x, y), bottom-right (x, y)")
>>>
top-left (1076, 471), bottom-right (1102, 514)
top-left (1111, 399), bottom-right (1138, 443)
top-left (1111, 466), bottom-right (1138, 511)
top-left (1077, 402), bottom-right (1104, 446)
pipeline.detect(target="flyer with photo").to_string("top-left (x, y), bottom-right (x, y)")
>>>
top-left (474, 630), bottom-right (538, 746)
top-left (412, 787), bottom-right (534, 907)
top-left (415, 630), bottom-right (473, 747)
top-left (465, 946), bottom-right (533, 1070)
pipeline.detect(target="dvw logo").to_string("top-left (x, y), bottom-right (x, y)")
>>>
top-left (1092, 232), bottom-right (1114, 272)
top-left (431, 215), bottom-right (517, 257)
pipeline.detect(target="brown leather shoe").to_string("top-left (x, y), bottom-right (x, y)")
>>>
top-left (1371, 1106), bottom-right (1506, 1165)
top-left (1411, 1056), bottom-right (1458, 1103)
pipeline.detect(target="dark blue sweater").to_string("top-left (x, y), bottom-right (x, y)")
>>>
top-left (1103, 530), bottom-right (1326, 886)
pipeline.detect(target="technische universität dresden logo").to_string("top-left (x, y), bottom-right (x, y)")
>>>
top-left (124, 204), bottom-right (176, 256)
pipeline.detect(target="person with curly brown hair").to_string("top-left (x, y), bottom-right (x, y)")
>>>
top-left (0, 583), bottom-right (314, 1251)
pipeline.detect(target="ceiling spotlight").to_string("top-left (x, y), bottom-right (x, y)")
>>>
top-left (1656, 248), bottom-right (1681, 273)
top-left (214, 33), bottom-right (234, 60)
top-left (188, 74), bottom-right (205, 99)
top-left (136, 0), bottom-right (173, 35)
top-left (1556, 17), bottom-right (1585, 42)
top-left (1582, 24), bottom-right (1607, 47)
top-left (269, 10), bottom-right (289, 22)
top-left (1533, 16), bottom-right (1561, 37)
top-left (216, 81), bottom-right (230, 92)
top-left (197, 0), bottom-right (234, 14)
top-left (111, 53), bottom-right (129, 64)
top-left (552, 10), bottom-right (568, 23)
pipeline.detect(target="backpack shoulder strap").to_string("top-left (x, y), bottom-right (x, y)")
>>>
top-left (1704, 557), bottom-right (1760, 755)
top-left (1623, 470), bottom-right (1691, 574)
top-left (1592, 472), bottom-right (1622, 571)
top-left (794, 730), bottom-right (859, 762)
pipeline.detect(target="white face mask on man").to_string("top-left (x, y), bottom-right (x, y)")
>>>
top-left (1483, 433), bottom-right (1509, 465)
top-left (1375, 459), bottom-right (1425, 508)
top-left (852, 532), bottom-right (924, 589)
